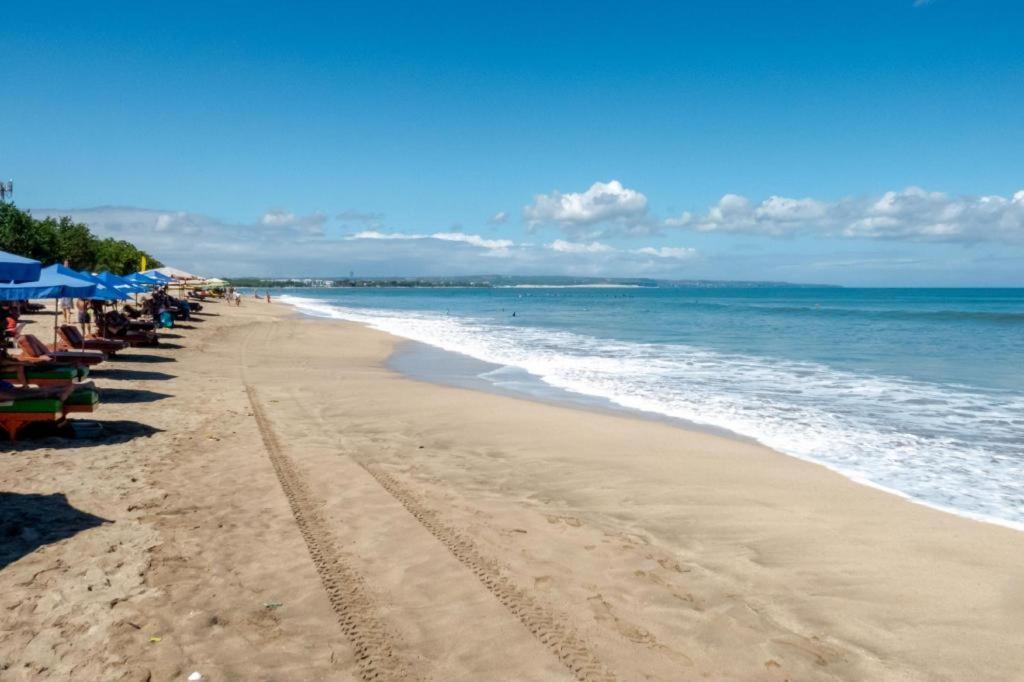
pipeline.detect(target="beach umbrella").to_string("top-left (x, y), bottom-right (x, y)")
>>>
top-left (143, 270), bottom-right (175, 283)
top-left (0, 250), bottom-right (42, 283)
top-left (0, 265), bottom-right (96, 300)
top-left (71, 269), bottom-right (128, 301)
top-left (143, 266), bottom-right (198, 281)
top-left (96, 271), bottom-right (148, 293)
top-left (0, 265), bottom-right (98, 346)
top-left (124, 272), bottom-right (161, 286)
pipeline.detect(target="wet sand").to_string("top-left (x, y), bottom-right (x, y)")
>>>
top-left (2, 299), bottom-right (1022, 681)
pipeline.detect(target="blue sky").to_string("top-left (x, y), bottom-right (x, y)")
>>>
top-left (3, 1), bottom-right (1023, 285)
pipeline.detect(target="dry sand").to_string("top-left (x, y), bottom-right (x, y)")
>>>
top-left (2, 298), bottom-right (1022, 681)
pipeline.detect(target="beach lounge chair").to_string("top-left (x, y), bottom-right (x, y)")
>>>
top-left (0, 397), bottom-right (65, 440)
top-left (17, 334), bottom-right (106, 366)
top-left (106, 310), bottom-right (155, 332)
top-left (58, 325), bottom-right (128, 355)
top-left (123, 303), bottom-right (144, 319)
top-left (0, 363), bottom-right (86, 387)
top-left (0, 382), bottom-right (99, 440)
top-left (63, 386), bottom-right (100, 414)
top-left (102, 312), bottom-right (159, 346)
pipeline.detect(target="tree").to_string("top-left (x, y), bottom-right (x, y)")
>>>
top-left (0, 203), bottom-right (57, 261)
top-left (55, 218), bottom-right (96, 269)
top-left (0, 203), bottom-right (161, 274)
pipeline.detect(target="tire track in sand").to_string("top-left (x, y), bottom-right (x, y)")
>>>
top-left (358, 461), bottom-right (617, 682)
top-left (245, 384), bottom-right (412, 681)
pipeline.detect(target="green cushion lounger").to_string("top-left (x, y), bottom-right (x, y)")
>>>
top-left (0, 365), bottom-right (87, 387)
top-left (0, 398), bottom-right (64, 441)
top-left (64, 387), bottom-right (100, 413)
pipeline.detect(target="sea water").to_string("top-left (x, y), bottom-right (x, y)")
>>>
top-left (278, 286), bottom-right (1024, 529)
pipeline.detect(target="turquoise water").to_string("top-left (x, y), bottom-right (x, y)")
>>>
top-left (279, 286), bottom-right (1024, 528)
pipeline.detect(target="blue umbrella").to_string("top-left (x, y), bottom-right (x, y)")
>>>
top-left (0, 264), bottom-right (97, 300)
top-left (0, 250), bottom-right (42, 283)
top-left (0, 265), bottom-right (99, 347)
top-left (125, 272), bottom-right (160, 284)
top-left (141, 270), bottom-right (174, 283)
top-left (69, 268), bottom-right (128, 301)
top-left (96, 271), bottom-right (147, 293)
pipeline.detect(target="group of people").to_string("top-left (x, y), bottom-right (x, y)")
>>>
top-left (59, 297), bottom-right (100, 334)
top-left (223, 286), bottom-right (272, 306)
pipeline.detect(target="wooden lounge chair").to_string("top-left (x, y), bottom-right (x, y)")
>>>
top-left (58, 325), bottom-right (128, 355)
top-left (17, 334), bottom-right (106, 366)
top-left (123, 303), bottom-right (144, 319)
top-left (0, 382), bottom-right (99, 439)
top-left (0, 397), bottom-right (64, 440)
top-left (102, 312), bottom-right (159, 346)
top-left (0, 383), bottom-right (73, 441)
top-left (0, 363), bottom-right (86, 387)
top-left (63, 385), bottom-right (100, 414)
top-left (106, 310), bottom-right (155, 332)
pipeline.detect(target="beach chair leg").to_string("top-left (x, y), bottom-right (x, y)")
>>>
top-left (2, 419), bottom-right (25, 442)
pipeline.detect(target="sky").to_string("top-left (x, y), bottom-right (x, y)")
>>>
top-left (3, 0), bottom-right (1023, 285)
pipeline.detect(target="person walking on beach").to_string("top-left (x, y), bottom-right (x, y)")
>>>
top-left (266, 291), bottom-right (271, 303)
top-left (59, 296), bottom-right (73, 323)
top-left (75, 299), bottom-right (92, 335)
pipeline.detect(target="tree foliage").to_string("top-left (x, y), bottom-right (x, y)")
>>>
top-left (0, 203), bottom-right (161, 275)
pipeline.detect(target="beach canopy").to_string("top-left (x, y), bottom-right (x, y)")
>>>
top-left (0, 250), bottom-right (42, 283)
top-left (143, 266), bottom-right (199, 281)
top-left (143, 270), bottom-right (175, 283)
top-left (123, 272), bottom-right (161, 286)
top-left (69, 268), bottom-right (128, 301)
top-left (96, 271), bottom-right (148, 293)
top-left (0, 264), bottom-right (97, 300)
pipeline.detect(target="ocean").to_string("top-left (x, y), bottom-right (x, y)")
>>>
top-left (277, 286), bottom-right (1024, 529)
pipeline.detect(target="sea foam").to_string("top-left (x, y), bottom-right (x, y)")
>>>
top-left (281, 294), bottom-right (1024, 530)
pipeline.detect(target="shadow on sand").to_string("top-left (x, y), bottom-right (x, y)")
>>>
top-left (113, 353), bottom-right (176, 364)
top-left (0, 492), bottom-right (111, 570)
top-left (88, 368), bottom-right (175, 382)
top-left (98, 388), bottom-right (172, 404)
top-left (8, 419), bottom-right (163, 447)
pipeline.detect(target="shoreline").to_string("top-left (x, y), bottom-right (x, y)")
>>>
top-left (3, 299), bottom-right (1023, 680)
top-left (285, 298), bottom-right (1024, 533)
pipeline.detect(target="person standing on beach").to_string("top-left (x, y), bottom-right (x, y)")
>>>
top-left (75, 299), bottom-right (92, 335)
top-left (266, 291), bottom-right (271, 303)
top-left (59, 296), bottom-right (73, 323)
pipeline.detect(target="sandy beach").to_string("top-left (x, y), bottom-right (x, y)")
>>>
top-left (2, 298), bottom-right (1022, 682)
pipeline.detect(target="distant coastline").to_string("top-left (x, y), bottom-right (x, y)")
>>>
top-left (226, 274), bottom-right (841, 289)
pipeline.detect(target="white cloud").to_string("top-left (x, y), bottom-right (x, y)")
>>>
top-left (546, 239), bottom-right (614, 254)
top-left (673, 187), bottom-right (1024, 242)
top-left (632, 246), bottom-right (697, 259)
top-left (346, 230), bottom-right (423, 240)
top-left (431, 232), bottom-right (514, 250)
top-left (346, 230), bottom-right (513, 250)
top-left (524, 180), bottom-right (650, 237)
top-left (30, 205), bottom-right (706, 279)
top-left (260, 209), bottom-right (327, 235)
top-left (664, 211), bottom-right (693, 227)
top-left (489, 211), bottom-right (508, 224)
